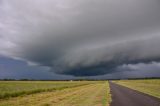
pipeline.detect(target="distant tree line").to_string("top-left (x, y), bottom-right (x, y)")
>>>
top-left (0, 77), bottom-right (160, 81)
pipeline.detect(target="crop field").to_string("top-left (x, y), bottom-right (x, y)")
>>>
top-left (114, 79), bottom-right (160, 98)
top-left (0, 81), bottom-right (111, 106)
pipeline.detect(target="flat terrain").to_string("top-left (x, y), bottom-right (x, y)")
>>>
top-left (1, 79), bottom-right (159, 106)
top-left (0, 81), bottom-right (95, 99)
top-left (110, 82), bottom-right (160, 106)
top-left (114, 79), bottom-right (160, 98)
top-left (0, 81), bottom-right (111, 106)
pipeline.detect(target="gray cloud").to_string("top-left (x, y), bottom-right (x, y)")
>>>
top-left (0, 0), bottom-right (160, 76)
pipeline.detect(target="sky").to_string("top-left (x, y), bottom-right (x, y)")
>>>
top-left (0, 0), bottom-right (160, 79)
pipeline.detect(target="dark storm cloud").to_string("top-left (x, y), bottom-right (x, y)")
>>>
top-left (0, 0), bottom-right (160, 76)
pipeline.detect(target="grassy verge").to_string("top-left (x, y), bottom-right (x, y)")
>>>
top-left (114, 79), bottom-right (160, 98)
top-left (102, 82), bottom-right (111, 106)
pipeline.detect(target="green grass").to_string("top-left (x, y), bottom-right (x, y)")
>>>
top-left (0, 81), bottom-right (96, 99)
top-left (102, 82), bottom-right (111, 106)
top-left (114, 79), bottom-right (160, 98)
top-left (0, 81), bottom-right (111, 106)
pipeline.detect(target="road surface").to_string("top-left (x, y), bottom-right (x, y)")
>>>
top-left (110, 82), bottom-right (160, 106)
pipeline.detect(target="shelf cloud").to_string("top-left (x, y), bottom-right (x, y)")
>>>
top-left (0, 0), bottom-right (160, 76)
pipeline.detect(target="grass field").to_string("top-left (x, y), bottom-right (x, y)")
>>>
top-left (0, 81), bottom-right (97, 99)
top-left (114, 79), bottom-right (160, 98)
top-left (0, 81), bottom-right (111, 106)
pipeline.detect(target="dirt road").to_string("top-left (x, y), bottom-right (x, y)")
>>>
top-left (110, 82), bottom-right (160, 106)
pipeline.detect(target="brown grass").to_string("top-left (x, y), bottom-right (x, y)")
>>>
top-left (0, 82), bottom-right (111, 106)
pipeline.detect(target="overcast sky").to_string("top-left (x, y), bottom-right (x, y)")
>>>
top-left (0, 0), bottom-right (160, 79)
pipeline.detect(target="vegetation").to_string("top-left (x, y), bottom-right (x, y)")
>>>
top-left (0, 81), bottom-right (96, 99)
top-left (114, 79), bottom-right (160, 98)
top-left (0, 81), bottom-right (111, 106)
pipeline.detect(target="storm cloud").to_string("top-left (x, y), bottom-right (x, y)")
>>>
top-left (0, 0), bottom-right (160, 76)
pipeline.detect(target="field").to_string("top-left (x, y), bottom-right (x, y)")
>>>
top-left (0, 81), bottom-right (111, 106)
top-left (114, 79), bottom-right (160, 98)
top-left (0, 79), bottom-right (159, 106)
top-left (0, 81), bottom-right (97, 99)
